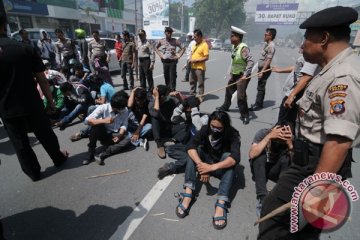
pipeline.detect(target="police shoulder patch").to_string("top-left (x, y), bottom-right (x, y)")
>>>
top-left (330, 100), bottom-right (345, 115)
top-left (328, 84), bottom-right (348, 93)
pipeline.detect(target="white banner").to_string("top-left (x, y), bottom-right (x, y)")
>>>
top-left (255, 3), bottom-right (299, 25)
top-left (142, 0), bottom-right (169, 39)
top-left (189, 17), bottom-right (196, 33)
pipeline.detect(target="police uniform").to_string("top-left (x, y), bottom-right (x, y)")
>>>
top-left (258, 6), bottom-right (359, 239)
top-left (217, 26), bottom-right (254, 124)
top-left (137, 29), bottom-right (155, 91)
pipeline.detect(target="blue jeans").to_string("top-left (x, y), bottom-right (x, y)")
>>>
top-left (128, 123), bottom-right (152, 146)
top-left (60, 104), bottom-right (89, 125)
top-left (184, 147), bottom-right (234, 202)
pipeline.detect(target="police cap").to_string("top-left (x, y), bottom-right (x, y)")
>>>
top-left (231, 26), bottom-right (246, 35)
top-left (300, 6), bottom-right (358, 29)
top-left (164, 27), bottom-right (173, 33)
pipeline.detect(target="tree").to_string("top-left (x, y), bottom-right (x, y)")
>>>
top-left (169, 2), bottom-right (190, 33)
top-left (192, 0), bottom-right (246, 38)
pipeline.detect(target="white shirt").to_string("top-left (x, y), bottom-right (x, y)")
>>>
top-left (85, 103), bottom-right (128, 133)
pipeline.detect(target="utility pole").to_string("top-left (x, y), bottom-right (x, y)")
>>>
top-left (180, 0), bottom-right (184, 34)
top-left (135, 0), bottom-right (137, 33)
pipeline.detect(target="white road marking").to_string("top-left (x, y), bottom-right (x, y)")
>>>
top-left (153, 74), bottom-right (164, 79)
top-left (109, 175), bottom-right (176, 240)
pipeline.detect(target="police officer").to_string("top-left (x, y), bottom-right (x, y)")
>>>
top-left (216, 26), bottom-right (254, 124)
top-left (258, 6), bottom-right (359, 239)
top-left (137, 29), bottom-right (155, 92)
top-left (0, 15), bottom-right (68, 181)
top-left (155, 27), bottom-right (185, 91)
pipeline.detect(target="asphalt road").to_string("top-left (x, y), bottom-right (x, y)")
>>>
top-left (0, 46), bottom-right (359, 240)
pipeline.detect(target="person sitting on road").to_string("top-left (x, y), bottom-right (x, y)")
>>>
top-left (43, 60), bottom-right (66, 121)
top-left (56, 82), bottom-right (93, 130)
top-left (127, 87), bottom-right (152, 150)
top-left (175, 111), bottom-right (240, 230)
top-left (149, 85), bottom-right (179, 159)
top-left (83, 91), bottom-right (131, 165)
top-left (157, 95), bottom-right (208, 179)
top-left (70, 75), bottom-right (115, 142)
top-left (248, 123), bottom-right (293, 217)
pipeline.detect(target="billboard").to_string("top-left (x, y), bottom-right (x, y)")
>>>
top-left (255, 3), bottom-right (299, 25)
top-left (142, 0), bottom-right (169, 39)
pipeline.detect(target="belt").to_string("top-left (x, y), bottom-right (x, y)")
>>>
top-left (139, 57), bottom-right (150, 62)
top-left (162, 59), bottom-right (177, 63)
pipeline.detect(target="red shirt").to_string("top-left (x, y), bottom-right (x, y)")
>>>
top-left (115, 41), bottom-right (123, 60)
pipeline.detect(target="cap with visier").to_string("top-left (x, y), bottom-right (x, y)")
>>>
top-left (138, 29), bottom-right (146, 35)
top-left (187, 32), bottom-right (193, 37)
top-left (164, 27), bottom-right (173, 33)
top-left (299, 6), bottom-right (358, 29)
top-left (231, 26), bottom-right (246, 35)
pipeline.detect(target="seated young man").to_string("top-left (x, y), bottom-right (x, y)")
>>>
top-left (70, 75), bottom-right (115, 142)
top-left (175, 111), bottom-right (240, 230)
top-left (149, 85), bottom-right (179, 159)
top-left (57, 82), bottom-right (93, 130)
top-left (157, 95), bottom-right (208, 179)
top-left (83, 91), bottom-right (130, 165)
top-left (248, 123), bottom-right (293, 217)
top-left (127, 87), bottom-right (152, 150)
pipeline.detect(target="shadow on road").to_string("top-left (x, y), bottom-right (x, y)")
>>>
top-left (2, 204), bottom-right (133, 240)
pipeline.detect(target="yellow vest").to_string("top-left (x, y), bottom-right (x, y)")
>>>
top-left (231, 42), bottom-right (247, 75)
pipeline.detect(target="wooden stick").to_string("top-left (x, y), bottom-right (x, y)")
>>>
top-left (254, 202), bottom-right (291, 226)
top-left (87, 169), bottom-right (129, 179)
top-left (198, 68), bottom-right (272, 97)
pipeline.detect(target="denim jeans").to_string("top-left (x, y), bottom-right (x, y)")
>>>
top-left (166, 143), bottom-right (188, 172)
top-left (60, 104), bottom-right (89, 125)
top-left (128, 123), bottom-right (152, 146)
top-left (184, 147), bottom-right (234, 202)
top-left (250, 152), bottom-right (290, 200)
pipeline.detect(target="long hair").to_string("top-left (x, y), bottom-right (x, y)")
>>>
top-left (207, 110), bottom-right (233, 141)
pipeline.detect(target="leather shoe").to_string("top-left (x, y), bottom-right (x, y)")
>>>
top-left (242, 116), bottom-right (250, 125)
top-left (158, 163), bottom-right (174, 179)
top-left (157, 146), bottom-right (166, 159)
top-left (216, 106), bottom-right (229, 112)
top-left (82, 153), bottom-right (94, 165)
top-left (249, 104), bottom-right (262, 111)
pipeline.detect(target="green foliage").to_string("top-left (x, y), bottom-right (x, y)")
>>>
top-left (169, 2), bottom-right (190, 33)
top-left (192, 0), bottom-right (246, 38)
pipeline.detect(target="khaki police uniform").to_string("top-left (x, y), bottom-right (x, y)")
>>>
top-left (258, 6), bottom-right (359, 240)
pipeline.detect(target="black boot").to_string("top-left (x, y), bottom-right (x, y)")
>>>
top-left (83, 151), bottom-right (95, 165)
top-left (94, 151), bottom-right (110, 166)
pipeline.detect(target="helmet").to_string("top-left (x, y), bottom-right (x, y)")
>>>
top-left (74, 28), bottom-right (86, 38)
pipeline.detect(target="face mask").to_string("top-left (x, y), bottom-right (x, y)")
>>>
top-left (210, 126), bottom-right (223, 140)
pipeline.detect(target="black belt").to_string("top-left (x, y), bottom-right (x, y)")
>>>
top-left (162, 59), bottom-right (177, 63)
top-left (139, 57), bottom-right (150, 62)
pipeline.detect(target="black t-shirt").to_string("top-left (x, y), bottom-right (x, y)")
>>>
top-left (0, 35), bottom-right (45, 119)
top-left (131, 100), bottom-right (150, 124)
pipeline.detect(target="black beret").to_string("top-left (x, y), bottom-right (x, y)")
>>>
top-left (300, 6), bottom-right (358, 29)
top-left (164, 27), bottom-right (173, 32)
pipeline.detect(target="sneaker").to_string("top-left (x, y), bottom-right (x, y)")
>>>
top-left (77, 113), bottom-right (85, 121)
top-left (181, 79), bottom-right (189, 82)
top-left (143, 138), bottom-right (149, 151)
top-left (157, 146), bottom-right (166, 159)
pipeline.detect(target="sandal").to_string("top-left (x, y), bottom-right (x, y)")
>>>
top-left (212, 201), bottom-right (228, 230)
top-left (175, 192), bottom-right (193, 218)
